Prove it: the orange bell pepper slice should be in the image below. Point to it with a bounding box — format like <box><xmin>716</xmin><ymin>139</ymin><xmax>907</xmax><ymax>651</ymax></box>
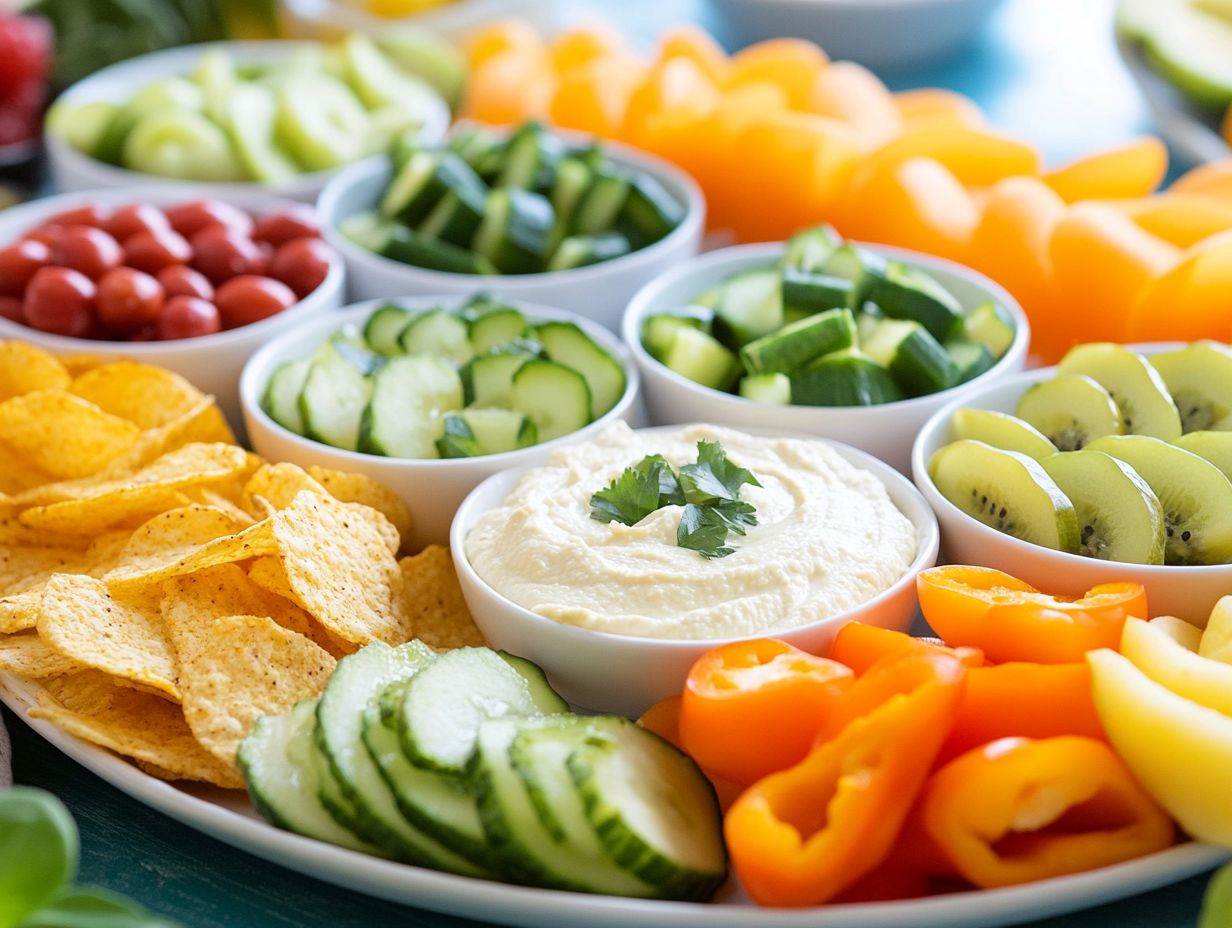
<box><xmin>638</xmin><ymin>695</ymin><xmax>744</xmax><ymax>811</ymax></box>
<box><xmin>680</xmin><ymin>639</ymin><xmax>853</xmax><ymax>786</ymax></box>
<box><xmin>829</xmin><ymin>621</ymin><xmax>983</xmax><ymax>675</ymax></box>
<box><xmin>1042</xmin><ymin>138</ymin><xmax>1167</xmax><ymax>203</ymax></box>
<box><xmin>920</xmin><ymin>736</ymin><xmax>1175</xmax><ymax>888</ymax></box>
<box><xmin>725</xmin><ymin>650</ymin><xmax>966</xmax><ymax>907</ymax></box>
<box><xmin>916</xmin><ymin>566</ymin><xmax>1147</xmax><ymax>664</ymax></box>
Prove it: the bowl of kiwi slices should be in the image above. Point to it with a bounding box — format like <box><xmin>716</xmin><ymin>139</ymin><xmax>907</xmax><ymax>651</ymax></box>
<box><xmin>912</xmin><ymin>340</ymin><xmax>1232</xmax><ymax>622</ymax></box>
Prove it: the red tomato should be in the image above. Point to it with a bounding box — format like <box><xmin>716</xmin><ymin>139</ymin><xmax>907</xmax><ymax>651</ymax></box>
<box><xmin>164</xmin><ymin>199</ymin><xmax>253</xmax><ymax>238</ymax></box>
<box><xmin>155</xmin><ymin>295</ymin><xmax>221</xmax><ymax>340</ymax></box>
<box><xmin>22</xmin><ymin>227</ymin><xmax>59</xmax><ymax>248</ymax></box>
<box><xmin>23</xmin><ymin>266</ymin><xmax>95</xmax><ymax>337</ymax></box>
<box><xmin>104</xmin><ymin>203</ymin><xmax>171</xmax><ymax>243</ymax></box>
<box><xmin>0</xmin><ymin>13</ymin><xmax>51</xmax><ymax>99</ymax></box>
<box><xmin>0</xmin><ymin>238</ymin><xmax>49</xmax><ymax>295</ymax></box>
<box><xmin>0</xmin><ymin>294</ymin><xmax>23</xmax><ymax>322</ymax></box>
<box><xmin>253</xmin><ymin>208</ymin><xmax>320</xmax><ymax>247</ymax></box>
<box><xmin>95</xmin><ymin>267</ymin><xmax>164</xmax><ymax>333</ymax></box>
<box><xmin>156</xmin><ymin>265</ymin><xmax>214</xmax><ymax>301</ymax></box>
<box><xmin>50</xmin><ymin>225</ymin><xmax>124</xmax><ymax>279</ymax></box>
<box><xmin>41</xmin><ymin>203</ymin><xmax>109</xmax><ymax>229</ymax></box>
<box><xmin>214</xmin><ymin>275</ymin><xmax>296</xmax><ymax>328</ymax></box>
<box><xmin>123</xmin><ymin>227</ymin><xmax>191</xmax><ymax>275</ymax></box>
<box><xmin>269</xmin><ymin>237</ymin><xmax>331</xmax><ymax>297</ymax></box>
<box><xmin>190</xmin><ymin>226</ymin><xmax>267</xmax><ymax>283</ymax></box>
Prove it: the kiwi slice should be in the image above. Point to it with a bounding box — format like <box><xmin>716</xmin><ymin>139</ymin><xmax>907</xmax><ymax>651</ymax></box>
<box><xmin>1084</xmin><ymin>434</ymin><xmax>1232</xmax><ymax>565</ymax></box>
<box><xmin>1057</xmin><ymin>343</ymin><xmax>1182</xmax><ymax>440</ymax></box>
<box><xmin>1149</xmin><ymin>341</ymin><xmax>1232</xmax><ymax>433</ymax></box>
<box><xmin>950</xmin><ymin>408</ymin><xmax>1058</xmax><ymax>461</ymax></box>
<box><xmin>1015</xmin><ymin>374</ymin><xmax>1123</xmax><ymax>451</ymax></box>
<box><xmin>1040</xmin><ymin>451</ymin><xmax>1165</xmax><ymax>564</ymax></box>
<box><xmin>1175</xmin><ymin>431</ymin><xmax>1232</xmax><ymax>482</ymax></box>
<box><xmin>929</xmin><ymin>439</ymin><xmax>1080</xmax><ymax>552</ymax></box>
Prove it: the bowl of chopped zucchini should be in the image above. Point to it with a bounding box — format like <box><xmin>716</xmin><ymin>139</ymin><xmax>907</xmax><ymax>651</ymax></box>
<box><xmin>240</xmin><ymin>292</ymin><xmax>640</xmax><ymax>549</ymax></box>
<box><xmin>623</xmin><ymin>227</ymin><xmax>1030</xmax><ymax>473</ymax></box>
<box><xmin>316</xmin><ymin>120</ymin><xmax>706</xmax><ymax>332</ymax></box>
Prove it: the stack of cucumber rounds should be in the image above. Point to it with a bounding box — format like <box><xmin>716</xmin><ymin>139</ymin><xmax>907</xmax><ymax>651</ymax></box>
<box><xmin>641</xmin><ymin>225</ymin><xmax>1016</xmax><ymax>407</ymax></box>
<box><xmin>261</xmin><ymin>294</ymin><xmax>627</xmax><ymax>459</ymax></box>
<box><xmin>931</xmin><ymin>341</ymin><xmax>1232</xmax><ymax>566</ymax></box>
<box><xmin>340</xmin><ymin>120</ymin><xmax>686</xmax><ymax>276</ymax></box>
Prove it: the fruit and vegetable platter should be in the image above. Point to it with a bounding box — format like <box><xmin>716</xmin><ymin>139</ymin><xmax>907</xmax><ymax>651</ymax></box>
<box><xmin>5</xmin><ymin>6</ymin><xmax>1232</xmax><ymax>928</ymax></box>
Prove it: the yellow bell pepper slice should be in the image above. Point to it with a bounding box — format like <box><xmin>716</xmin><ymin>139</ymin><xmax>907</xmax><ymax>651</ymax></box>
<box><xmin>1121</xmin><ymin>616</ymin><xmax>1232</xmax><ymax>716</ymax></box>
<box><xmin>1200</xmin><ymin>595</ymin><xmax>1232</xmax><ymax>664</ymax></box>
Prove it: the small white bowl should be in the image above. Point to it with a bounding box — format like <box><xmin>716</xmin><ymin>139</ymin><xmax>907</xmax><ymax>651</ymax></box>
<box><xmin>241</xmin><ymin>296</ymin><xmax>641</xmax><ymax>550</ymax></box>
<box><xmin>0</xmin><ymin>186</ymin><xmax>345</xmax><ymax>429</ymax></box>
<box><xmin>623</xmin><ymin>242</ymin><xmax>1029</xmax><ymax>474</ymax></box>
<box><xmin>46</xmin><ymin>40</ymin><xmax>451</xmax><ymax>203</ymax></box>
<box><xmin>912</xmin><ymin>343</ymin><xmax>1230</xmax><ymax>623</ymax></box>
<box><xmin>450</xmin><ymin>426</ymin><xmax>940</xmax><ymax>716</ymax></box>
<box><xmin>316</xmin><ymin>137</ymin><xmax>706</xmax><ymax>332</ymax></box>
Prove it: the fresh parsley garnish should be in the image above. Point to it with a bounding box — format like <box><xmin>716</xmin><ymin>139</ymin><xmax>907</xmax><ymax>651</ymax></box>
<box><xmin>589</xmin><ymin>441</ymin><xmax>760</xmax><ymax>559</ymax></box>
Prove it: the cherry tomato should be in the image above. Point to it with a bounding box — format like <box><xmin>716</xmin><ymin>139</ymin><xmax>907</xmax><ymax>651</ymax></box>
<box><xmin>190</xmin><ymin>226</ymin><xmax>267</xmax><ymax>283</ymax></box>
<box><xmin>22</xmin><ymin>227</ymin><xmax>59</xmax><ymax>248</ymax></box>
<box><xmin>0</xmin><ymin>238</ymin><xmax>49</xmax><ymax>295</ymax></box>
<box><xmin>0</xmin><ymin>13</ymin><xmax>51</xmax><ymax>100</ymax></box>
<box><xmin>269</xmin><ymin>236</ymin><xmax>331</xmax><ymax>298</ymax></box>
<box><xmin>253</xmin><ymin>208</ymin><xmax>320</xmax><ymax>247</ymax></box>
<box><xmin>123</xmin><ymin>227</ymin><xmax>191</xmax><ymax>275</ymax></box>
<box><xmin>95</xmin><ymin>267</ymin><xmax>164</xmax><ymax>333</ymax></box>
<box><xmin>156</xmin><ymin>265</ymin><xmax>214</xmax><ymax>301</ymax></box>
<box><xmin>164</xmin><ymin>199</ymin><xmax>253</xmax><ymax>238</ymax></box>
<box><xmin>104</xmin><ymin>203</ymin><xmax>171</xmax><ymax>243</ymax></box>
<box><xmin>0</xmin><ymin>294</ymin><xmax>23</xmax><ymax>322</ymax></box>
<box><xmin>50</xmin><ymin>225</ymin><xmax>124</xmax><ymax>279</ymax></box>
<box><xmin>23</xmin><ymin>266</ymin><xmax>95</xmax><ymax>337</ymax></box>
<box><xmin>41</xmin><ymin>203</ymin><xmax>109</xmax><ymax>229</ymax></box>
<box><xmin>155</xmin><ymin>295</ymin><xmax>221</xmax><ymax>340</ymax></box>
<box><xmin>214</xmin><ymin>275</ymin><xmax>296</xmax><ymax>329</ymax></box>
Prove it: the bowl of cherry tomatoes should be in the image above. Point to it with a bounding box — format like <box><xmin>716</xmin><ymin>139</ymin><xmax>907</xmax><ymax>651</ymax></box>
<box><xmin>0</xmin><ymin>186</ymin><xmax>344</xmax><ymax>427</ymax></box>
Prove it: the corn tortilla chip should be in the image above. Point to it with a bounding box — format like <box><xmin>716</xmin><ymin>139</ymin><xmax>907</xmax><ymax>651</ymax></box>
<box><xmin>180</xmin><ymin>489</ymin><xmax>255</xmax><ymax>528</ymax></box>
<box><xmin>106</xmin><ymin>505</ymin><xmax>251</xmax><ymax>582</ymax></box>
<box><xmin>0</xmin><ymin>390</ymin><xmax>140</xmax><ymax>479</ymax></box>
<box><xmin>106</xmin><ymin>513</ymin><xmax>278</xmax><ymax>593</ymax></box>
<box><xmin>246</xmin><ymin>556</ymin><xmax>299</xmax><ymax>602</ymax></box>
<box><xmin>69</xmin><ymin>361</ymin><xmax>203</xmax><ymax>429</ymax></box>
<box><xmin>0</xmin><ymin>633</ymin><xmax>84</xmax><ymax>678</ymax></box>
<box><xmin>307</xmin><ymin>466</ymin><xmax>413</xmax><ymax>548</ymax></box>
<box><xmin>59</xmin><ymin>354</ymin><xmax>106</xmax><ymax>377</ymax></box>
<box><xmin>0</xmin><ymin>545</ymin><xmax>81</xmax><ymax>597</ymax></box>
<box><xmin>0</xmin><ymin>590</ymin><xmax>43</xmax><ymax>634</ymax></box>
<box><xmin>396</xmin><ymin>546</ymin><xmax>486</xmax><ymax>650</ymax></box>
<box><xmin>241</xmin><ymin>463</ymin><xmax>328</xmax><ymax>514</ymax></box>
<box><xmin>0</xmin><ymin>342</ymin><xmax>70</xmax><ymax>401</ymax></box>
<box><xmin>0</xmin><ymin>441</ymin><xmax>55</xmax><ymax>496</ymax></box>
<box><xmin>94</xmin><ymin>398</ymin><xmax>236</xmax><ymax>479</ymax></box>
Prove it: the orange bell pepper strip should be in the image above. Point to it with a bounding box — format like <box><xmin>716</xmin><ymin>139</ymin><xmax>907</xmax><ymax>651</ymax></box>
<box><xmin>680</xmin><ymin>638</ymin><xmax>853</xmax><ymax>786</ymax></box>
<box><xmin>829</xmin><ymin>621</ymin><xmax>983</xmax><ymax>675</ymax></box>
<box><xmin>920</xmin><ymin>736</ymin><xmax>1175</xmax><ymax>888</ymax></box>
<box><xmin>638</xmin><ymin>695</ymin><xmax>744</xmax><ymax>811</ymax></box>
<box><xmin>724</xmin><ymin>651</ymin><xmax>966</xmax><ymax>907</ymax></box>
<box><xmin>916</xmin><ymin>566</ymin><xmax>1147</xmax><ymax>664</ymax></box>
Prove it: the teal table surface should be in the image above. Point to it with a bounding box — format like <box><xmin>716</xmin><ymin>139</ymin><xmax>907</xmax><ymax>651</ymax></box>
<box><xmin>9</xmin><ymin>0</ymin><xmax>1215</xmax><ymax>925</ymax></box>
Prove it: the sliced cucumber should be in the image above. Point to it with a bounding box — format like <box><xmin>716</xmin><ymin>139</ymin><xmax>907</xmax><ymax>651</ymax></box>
<box><xmin>498</xmin><ymin>121</ymin><xmax>565</xmax><ymax>190</ymax></box>
<box><xmin>790</xmin><ymin>348</ymin><xmax>904</xmax><ymax>406</ymax></box>
<box><xmin>299</xmin><ymin>342</ymin><xmax>373</xmax><ymax>451</ymax></box>
<box><xmin>550</xmin><ymin>157</ymin><xmax>594</xmax><ymax>230</ymax></box>
<box><xmin>640</xmin><ymin>312</ymin><xmax>708</xmax><ymax>364</ymax></box>
<box><xmin>618</xmin><ymin>174</ymin><xmax>684</xmax><ymax>246</ymax></box>
<box><xmin>469</xmin><ymin>307</ymin><xmax>528</xmax><ymax>354</ymax></box>
<box><xmin>436</xmin><ymin>409</ymin><xmax>537</xmax><ymax>457</ymax></box>
<box><xmin>663</xmin><ymin>327</ymin><xmax>741</xmax><ymax>392</ymax></box>
<box><xmin>223</xmin><ymin>82</ymin><xmax>298</xmax><ymax>184</ymax></box>
<box><xmin>339</xmin><ymin>210</ymin><xmax>394</xmax><ymax>253</ymax></box>
<box><xmin>359</xmin><ymin>355</ymin><xmax>462</xmax><ymax>458</ymax></box>
<box><xmin>123</xmin><ymin>109</ymin><xmax>246</xmax><ymax>182</ymax></box>
<box><xmin>865</xmin><ymin>261</ymin><xmax>964</xmax><ymax>342</ymax></box>
<box><xmin>780</xmin><ymin>269</ymin><xmax>854</xmax><ymax>323</ymax></box>
<box><xmin>472</xmin><ymin>187</ymin><xmax>554</xmax><ymax>274</ymax></box>
<box><xmin>548</xmin><ymin>232</ymin><xmax>631</xmax><ymax>272</ymax></box>
<box><xmin>862</xmin><ymin>317</ymin><xmax>959</xmax><ymax>397</ymax></box>
<box><xmin>419</xmin><ymin>189</ymin><xmax>486</xmax><ymax>248</ymax></box>
<box><xmin>819</xmin><ymin>243</ymin><xmax>882</xmax><ymax>285</ymax></box>
<box><xmin>380</xmin><ymin>150</ymin><xmax>446</xmax><ymax>223</ymax></box>
<box><xmin>572</xmin><ymin>170</ymin><xmax>631</xmax><ymax>236</ymax></box>
<box><xmin>711</xmin><ymin>268</ymin><xmax>782</xmax><ymax>349</ymax></box>
<box><xmin>362</xmin><ymin>304</ymin><xmax>413</xmax><ymax>356</ymax></box>
<box><xmin>261</xmin><ymin>359</ymin><xmax>311</xmax><ymax>434</ymax></box>
<box><xmin>448</xmin><ymin>126</ymin><xmax>506</xmax><ymax>179</ymax></box>
<box><xmin>781</xmin><ymin>225</ymin><xmax>841</xmax><ymax>272</ymax></box>
<box><xmin>534</xmin><ymin>321</ymin><xmax>627</xmax><ymax>417</ymax></box>
<box><xmin>462</xmin><ymin>345</ymin><xmax>537</xmax><ymax>407</ymax></box>
<box><xmin>274</xmin><ymin>74</ymin><xmax>367</xmax><ymax>172</ymax></box>
<box><xmin>739</xmin><ymin>307</ymin><xmax>856</xmax><ymax>375</ymax></box>
<box><xmin>946</xmin><ymin>337</ymin><xmax>996</xmax><ymax>383</ymax></box>
<box><xmin>739</xmin><ymin>372</ymin><xmax>792</xmax><ymax>405</ymax></box>
<box><xmin>964</xmin><ymin>300</ymin><xmax>1016</xmax><ymax>359</ymax></box>
<box><xmin>511</xmin><ymin>360</ymin><xmax>592</xmax><ymax>442</ymax></box>
<box><xmin>382</xmin><ymin>226</ymin><xmax>499</xmax><ymax>275</ymax></box>
<box><xmin>498</xmin><ymin>653</ymin><xmax>569</xmax><ymax>715</ymax></box>
<box><xmin>398</xmin><ymin>309</ymin><xmax>472</xmax><ymax>364</ymax></box>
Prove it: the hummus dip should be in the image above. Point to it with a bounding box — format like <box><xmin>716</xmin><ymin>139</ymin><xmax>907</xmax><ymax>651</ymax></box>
<box><xmin>465</xmin><ymin>423</ymin><xmax>917</xmax><ymax>640</ymax></box>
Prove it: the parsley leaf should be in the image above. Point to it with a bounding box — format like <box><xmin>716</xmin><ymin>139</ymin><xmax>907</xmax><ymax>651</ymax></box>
<box><xmin>677</xmin><ymin>499</ymin><xmax>759</xmax><ymax>559</ymax></box>
<box><xmin>590</xmin><ymin>454</ymin><xmax>675</xmax><ymax>525</ymax></box>
<box><xmin>679</xmin><ymin>440</ymin><xmax>762</xmax><ymax>504</ymax></box>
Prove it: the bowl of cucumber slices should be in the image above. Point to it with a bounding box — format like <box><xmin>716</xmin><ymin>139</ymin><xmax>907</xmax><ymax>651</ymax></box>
<box><xmin>912</xmin><ymin>341</ymin><xmax>1232</xmax><ymax>622</ymax></box>
<box><xmin>623</xmin><ymin>226</ymin><xmax>1030</xmax><ymax>473</ymax></box>
<box><xmin>240</xmin><ymin>293</ymin><xmax>640</xmax><ymax>550</ymax></box>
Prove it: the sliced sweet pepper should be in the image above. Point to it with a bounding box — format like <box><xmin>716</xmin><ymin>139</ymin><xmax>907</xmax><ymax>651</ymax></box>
<box><xmin>1121</xmin><ymin>616</ymin><xmax>1232</xmax><ymax>715</ymax></box>
<box><xmin>680</xmin><ymin>638</ymin><xmax>853</xmax><ymax>786</ymax></box>
<box><xmin>916</xmin><ymin>566</ymin><xmax>1146</xmax><ymax>664</ymax></box>
<box><xmin>637</xmin><ymin>694</ymin><xmax>744</xmax><ymax>811</ymax></box>
<box><xmin>829</xmin><ymin>621</ymin><xmax>982</xmax><ymax>675</ymax></box>
<box><xmin>921</xmin><ymin>736</ymin><xmax>1174</xmax><ymax>888</ymax></box>
<box><xmin>724</xmin><ymin>651</ymin><xmax>965</xmax><ymax>907</ymax></box>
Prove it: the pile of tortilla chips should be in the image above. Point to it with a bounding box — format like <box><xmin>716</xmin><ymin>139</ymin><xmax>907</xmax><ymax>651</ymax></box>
<box><xmin>0</xmin><ymin>342</ymin><xmax>483</xmax><ymax>789</ymax></box>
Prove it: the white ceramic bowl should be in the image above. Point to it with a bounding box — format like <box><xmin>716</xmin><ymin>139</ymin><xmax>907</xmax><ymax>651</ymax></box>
<box><xmin>241</xmin><ymin>296</ymin><xmax>640</xmax><ymax>550</ymax></box>
<box><xmin>624</xmin><ymin>242</ymin><xmax>1029</xmax><ymax>474</ymax></box>
<box><xmin>709</xmin><ymin>0</ymin><xmax>1007</xmax><ymax>72</ymax></box>
<box><xmin>912</xmin><ymin>343</ymin><xmax>1232</xmax><ymax>623</ymax></box>
<box><xmin>0</xmin><ymin>186</ymin><xmax>345</xmax><ymax>429</ymax></box>
<box><xmin>45</xmin><ymin>40</ymin><xmax>451</xmax><ymax>203</ymax></box>
<box><xmin>316</xmin><ymin>137</ymin><xmax>705</xmax><ymax>332</ymax></box>
<box><xmin>450</xmin><ymin>426</ymin><xmax>940</xmax><ymax>716</ymax></box>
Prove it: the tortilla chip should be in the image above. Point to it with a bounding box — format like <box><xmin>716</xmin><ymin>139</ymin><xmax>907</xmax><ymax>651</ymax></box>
<box><xmin>0</xmin><ymin>590</ymin><xmax>43</xmax><ymax>634</ymax></box>
<box><xmin>396</xmin><ymin>546</ymin><xmax>486</xmax><ymax>650</ymax></box>
<box><xmin>0</xmin><ymin>633</ymin><xmax>84</xmax><ymax>678</ymax></box>
<box><xmin>0</xmin><ymin>544</ymin><xmax>81</xmax><ymax>597</ymax></box>
<box><xmin>241</xmin><ymin>463</ymin><xmax>328</xmax><ymax>514</ymax></box>
<box><xmin>59</xmin><ymin>354</ymin><xmax>106</xmax><ymax>378</ymax></box>
<box><xmin>0</xmin><ymin>342</ymin><xmax>70</xmax><ymax>401</ymax></box>
<box><xmin>37</xmin><ymin>574</ymin><xmax>179</xmax><ymax>701</ymax></box>
<box><xmin>69</xmin><ymin>361</ymin><xmax>203</xmax><ymax>429</ymax></box>
<box><xmin>307</xmin><ymin>466</ymin><xmax>413</xmax><ymax>549</ymax></box>
<box><xmin>106</xmin><ymin>506</ymin><xmax>250</xmax><ymax>582</ymax></box>
<box><xmin>102</xmin><ymin>398</ymin><xmax>236</xmax><ymax>476</ymax></box>
<box><xmin>0</xmin><ymin>390</ymin><xmax>140</xmax><ymax>479</ymax></box>
<box><xmin>246</xmin><ymin>556</ymin><xmax>299</xmax><ymax>602</ymax></box>
<box><xmin>30</xmin><ymin>670</ymin><xmax>242</xmax><ymax>787</ymax></box>
<box><xmin>0</xmin><ymin>441</ymin><xmax>55</xmax><ymax>496</ymax></box>
<box><xmin>177</xmin><ymin>614</ymin><xmax>335</xmax><ymax>765</ymax></box>
<box><xmin>180</xmin><ymin>489</ymin><xmax>256</xmax><ymax>528</ymax></box>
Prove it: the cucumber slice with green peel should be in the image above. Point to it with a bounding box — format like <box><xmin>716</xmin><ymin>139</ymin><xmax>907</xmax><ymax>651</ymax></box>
<box><xmin>949</xmin><ymin>408</ymin><xmax>1058</xmax><ymax>461</ymax></box>
<box><xmin>789</xmin><ymin>348</ymin><xmax>903</xmax><ymax>406</ymax></box>
<box><xmin>498</xmin><ymin>121</ymin><xmax>566</xmax><ymax>190</ymax></box>
<box><xmin>640</xmin><ymin>312</ymin><xmax>708</xmax><ymax>363</ymax></box>
<box><xmin>1040</xmin><ymin>450</ymin><xmax>1166</xmax><ymax>565</ymax></box>
<box><xmin>223</xmin><ymin>83</ymin><xmax>298</xmax><ymax>184</ymax></box>
<box><xmin>462</xmin><ymin>345</ymin><xmax>537</xmax><ymax>407</ymax></box>
<box><xmin>548</xmin><ymin>232</ymin><xmax>631</xmax><ymax>271</ymax></box>
<box><xmin>1016</xmin><ymin>374</ymin><xmax>1124</xmax><ymax>451</ymax></box>
<box><xmin>946</xmin><ymin>337</ymin><xmax>996</xmax><ymax>383</ymax></box>
<box><xmin>339</xmin><ymin>211</ymin><xmax>395</xmax><ymax>253</ymax></box>
<box><xmin>534</xmin><ymin>321</ymin><xmax>627</xmax><ymax>417</ymax></box>
<box><xmin>447</xmin><ymin>126</ymin><xmax>506</xmax><ymax>176</ymax></box>
<box><xmin>329</xmin><ymin>332</ymin><xmax>382</xmax><ymax>374</ymax></box>
<box><xmin>382</xmin><ymin>226</ymin><xmax>499</xmax><ymax>274</ymax></box>
<box><xmin>511</xmin><ymin>360</ymin><xmax>592</xmax><ymax>442</ymax></box>
<box><xmin>781</xmin><ymin>225</ymin><xmax>841</xmax><ymax>272</ymax></box>
<box><xmin>1083</xmin><ymin>434</ymin><xmax>1232</xmax><ymax>565</ymax></box>
<box><xmin>861</xmin><ymin>317</ymin><xmax>959</xmax><ymax>397</ymax></box>
<box><xmin>380</xmin><ymin>150</ymin><xmax>447</xmax><ymax>223</ymax></box>
<box><xmin>340</xmin><ymin>32</ymin><xmax>439</xmax><ymax>128</ymax></box>
<box><xmin>928</xmin><ymin>439</ymin><xmax>1081</xmax><ymax>552</ymax></box>
<box><xmin>820</xmin><ymin>243</ymin><xmax>883</xmax><ymax>286</ymax></box>
<box><xmin>1149</xmin><ymin>341</ymin><xmax>1232</xmax><ymax>432</ymax></box>
<box><xmin>389</xmin><ymin>128</ymin><xmax>422</xmax><ymax>171</ymax></box>
<box><xmin>617</xmin><ymin>174</ymin><xmax>684</xmax><ymax>246</ymax></box>
<box><xmin>566</xmin><ymin>718</ymin><xmax>727</xmax><ymax>902</ymax></box>
<box><xmin>436</xmin><ymin>413</ymin><xmax>481</xmax><ymax>458</ymax></box>
<box><xmin>692</xmin><ymin>287</ymin><xmax>722</xmax><ymax>310</ymax></box>
<box><xmin>662</xmin><ymin>327</ymin><xmax>741</xmax><ymax>392</ymax></box>
<box><xmin>192</xmin><ymin>47</ymin><xmax>235</xmax><ymax>123</ymax></box>
<box><xmin>550</xmin><ymin>157</ymin><xmax>595</xmax><ymax>229</ymax></box>
<box><xmin>299</xmin><ymin>342</ymin><xmax>373</xmax><ymax>451</ymax></box>
<box><xmin>274</xmin><ymin>75</ymin><xmax>367</xmax><ymax>172</ymax></box>
<box><xmin>1175</xmin><ymin>431</ymin><xmax>1232</xmax><ymax>482</ymax></box>
<box><xmin>963</xmin><ymin>301</ymin><xmax>1016</xmax><ymax>358</ymax></box>
<box><xmin>739</xmin><ymin>372</ymin><xmax>791</xmax><ymax>405</ymax></box>
<box><xmin>314</xmin><ymin>735</ymin><xmax>381</xmax><ymax>845</ymax></box>
<box><xmin>571</xmin><ymin>171</ymin><xmax>631</xmax><ymax>235</ymax></box>
<box><xmin>261</xmin><ymin>359</ymin><xmax>312</xmax><ymax>434</ymax></box>
<box><xmin>1057</xmin><ymin>343</ymin><xmax>1182</xmax><ymax>440</ymax></box>
<box><xmin>436</xmin><ymin>409</ymin><xmax>537</xmax><ymax>457</ymax></box>
<box><xmin>711</xmin><ymin>267</ymin><xmax>783</xmax><ymax>349</ymax></box>
<box><xmin>498</xmin><ymin>653</ymin><xmax>569</xmax><ymax>714</ymax></box>
<box><xmin>374</xmin><ymin>28</ymin><xmax>468</xmax><ymax>111</ymax></box>
<box><xmin>780</xmin><ymin>269</ymin><xmax>854</xmax><ymax>322</ymax></box>
<box><xmin>362</xmin><ymin>304</ymin><xmax>413</xmax><ymax>356</ymax></box>
<box><xmin>359</xmin><ymin>355</ymin><xmax>462</xmax><ymax>458</ymax></box>
<box><xmin>398</xmin><ymin>309</ymin><xmax>472</xmax><ymax>364</ymax></box>
<box><xmin>864</xmin><ymin>261</ymin><xmax>964</xmax><ymax>342</ymax></box>
<box><xmin>419</xmin><ymin>189</ymin><xmax>486</xmax><ymax>248</ymax></box>
<box><xmin>122</xmin><ymin>109</ymin><xmax>246</xmax><ymax>182</ymax></box>
<box><xmin>469</xmin><ymin>307</ymin><xmax>528</xmax><ymax>354</ymax></box>
<box><xmin>472</xmin><ymin>187</ymin><xmax>554</xmax><ymax>274</ymax></box>
<box><xmin>45</xmin><ymin>100</ymin><xmax>119</xmax><ymax>159</ymax></box>
<box><xmin>738</xmin><ymin>307</ymin><xmax>857</xmax><ymax>375</ymax></box>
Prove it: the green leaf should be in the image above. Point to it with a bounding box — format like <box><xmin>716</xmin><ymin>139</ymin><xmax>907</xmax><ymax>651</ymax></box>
<box><xmin>678</xmin><ymin>440</ymin><xmax>762</xmax><ymax>504</ymax></box>
<box><xmin>590</xmin><ymin>455</ymin><xmax>675</xmax><ymax>526</ymax></box>
<box><xmin>0</xmin><ymin>789</ymin><xmax>79</xmax><ymax>928</ymax></box>
<box><xmin>1201</xmin><ymin>863</ymin><xmax>1232</xmax><ymax>928</ymax></box>
<box><xmin>18</xmin><ymin>887</ymin><xmax>182</xmax><ymax>928</ymax></box>
<box><xmin>676</xmin><ymin>503</ymin><xmax>735</xmax><ymax>559</ymax></box>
